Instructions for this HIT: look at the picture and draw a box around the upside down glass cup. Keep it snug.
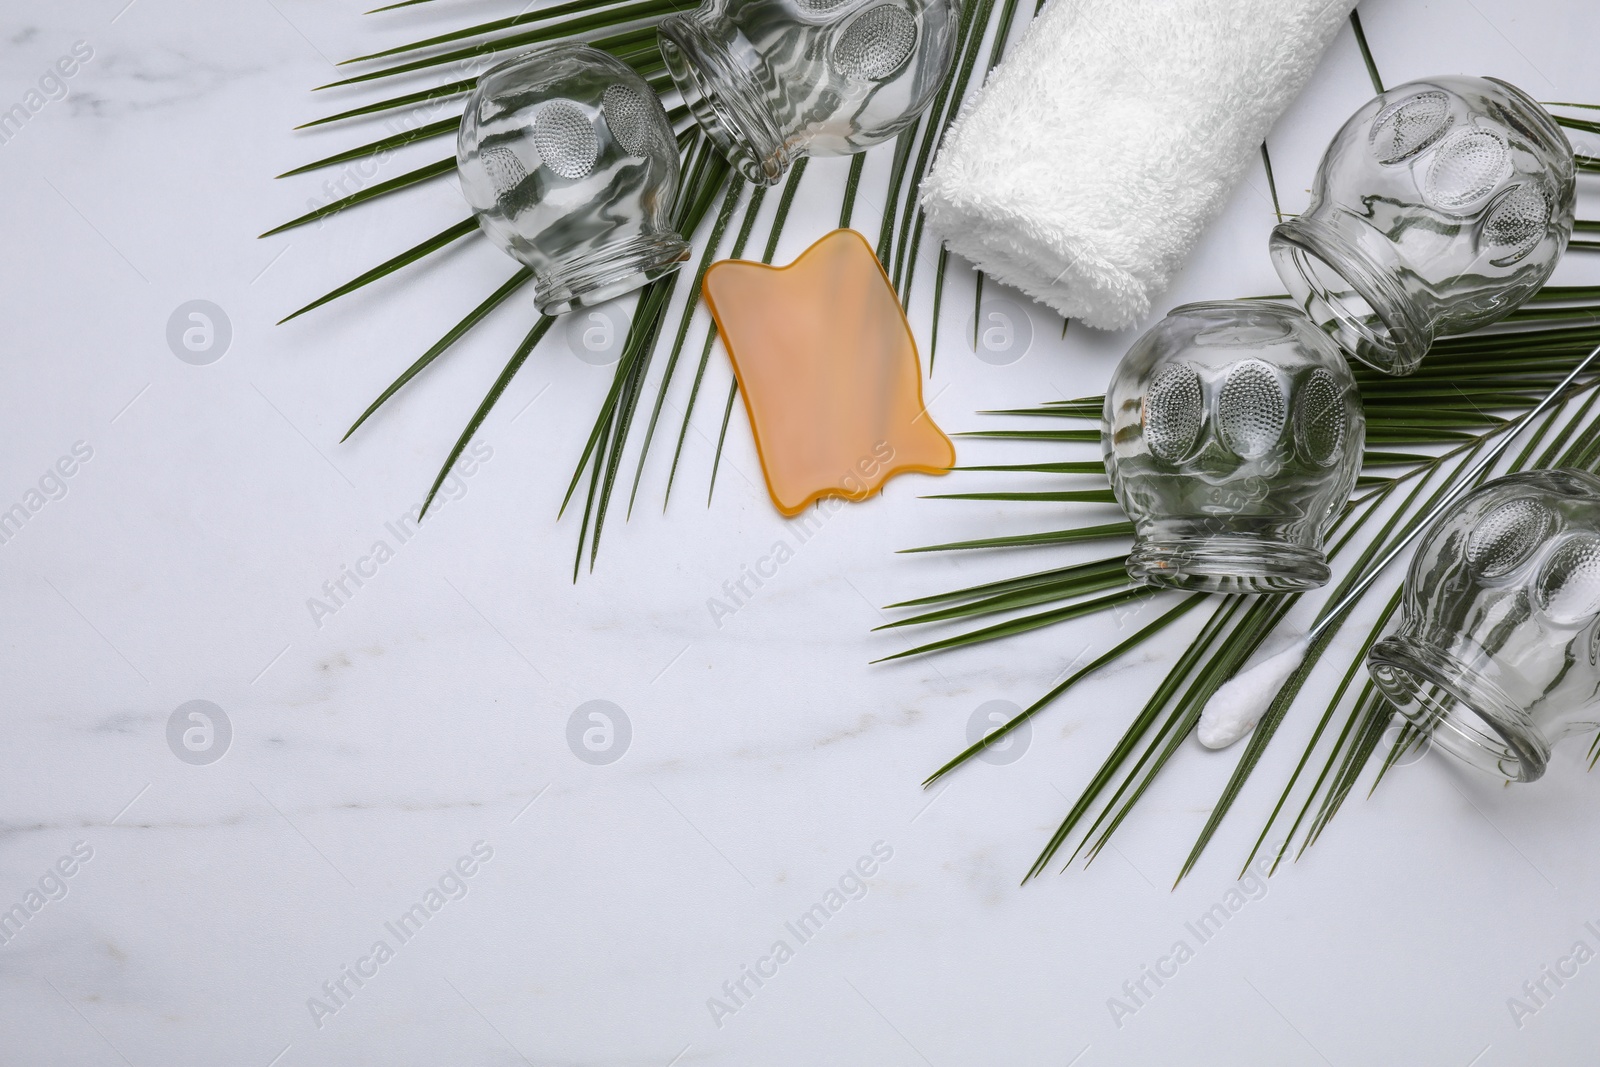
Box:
[456,45,690,316]
[1103,301,1365,593]
[1368,470,1600,783]
[1270,76,1576,376]
[658,0,959,185]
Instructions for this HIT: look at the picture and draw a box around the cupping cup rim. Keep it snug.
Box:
[1368,632,1549,783]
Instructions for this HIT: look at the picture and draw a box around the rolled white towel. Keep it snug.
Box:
[921,0,1357,330]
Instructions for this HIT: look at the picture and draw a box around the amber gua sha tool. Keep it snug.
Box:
[700,228,956,516]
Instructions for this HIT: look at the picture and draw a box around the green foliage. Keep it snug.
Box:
[892,295,1600,883]
[269,0,1023,562]
[271,5,1600,884]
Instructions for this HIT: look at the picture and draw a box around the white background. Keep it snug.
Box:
[1,0,1598,1063]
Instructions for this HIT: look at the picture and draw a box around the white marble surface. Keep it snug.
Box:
[2,1,1599,1064]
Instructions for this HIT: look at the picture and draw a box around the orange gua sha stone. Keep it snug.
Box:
[700,228,955,516]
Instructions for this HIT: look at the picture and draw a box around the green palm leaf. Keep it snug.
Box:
[272,2,1600,888]
[894,294,1600,884]
[270,0,1027,572]
[277,217,478,324]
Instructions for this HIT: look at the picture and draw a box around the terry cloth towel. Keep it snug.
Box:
[921,0,1357,330]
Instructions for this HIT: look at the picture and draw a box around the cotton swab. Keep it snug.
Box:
[1195,340,1600,751]
[1196,637,1311,748]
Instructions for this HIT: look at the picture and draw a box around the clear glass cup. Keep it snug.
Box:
[456,45,690,316]
[1103,301,1365,593]
[1270,76,1576,376]
[658,0,959,185]
[1369,470,1600,782]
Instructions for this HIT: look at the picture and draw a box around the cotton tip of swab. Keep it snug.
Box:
[1196,637,1311,750]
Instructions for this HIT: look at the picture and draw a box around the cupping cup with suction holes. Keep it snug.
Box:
[1103,301,1365,594]
[1368,470,1600,782]
[1270,76,1576,376]
[456,45,690,316]
[657,0,959,184]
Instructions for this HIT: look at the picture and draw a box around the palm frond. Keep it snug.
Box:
[894,294,1600,883]
[262,158,456,236]
[343,266,534,442]
[629,174,746,515]
[271,0,1027,570]
[275,2,1600,887]
[422,315,556,516]
[1347,9,1384,95]
[277,217,478,324]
